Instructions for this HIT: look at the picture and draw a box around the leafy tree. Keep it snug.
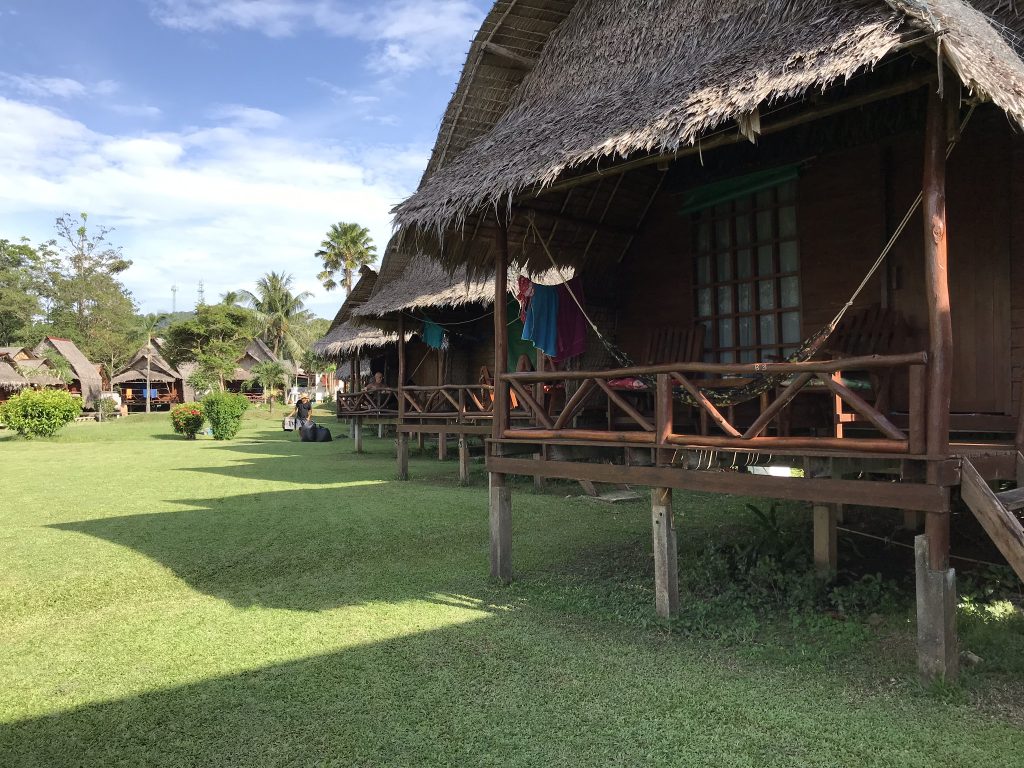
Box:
[0,238,45,345]
[315,222,376,294]
[163,304,254,390]
[239,272,313,359]
[38,213,138,369]
[246,360,288,413]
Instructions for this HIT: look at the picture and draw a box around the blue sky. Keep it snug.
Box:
[0,0,488,318]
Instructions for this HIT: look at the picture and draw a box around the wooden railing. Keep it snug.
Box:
[498,352,929,455]
[337,385,494,422]
[400,385,494,422]
[337,388,400,417]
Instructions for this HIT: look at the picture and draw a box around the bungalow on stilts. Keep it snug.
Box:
[392,0,1024,680]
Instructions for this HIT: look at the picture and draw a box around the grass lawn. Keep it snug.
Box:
[1,407,1023,767]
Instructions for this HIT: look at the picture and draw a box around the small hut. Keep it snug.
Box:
[111,340,184,411]
[226,338,282,399]
[0,361,29,404]
[33,337,102,408]
[315,266,404,445]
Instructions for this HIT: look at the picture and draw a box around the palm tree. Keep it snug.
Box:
[315,222,377,294]
[220,290,242,307]
[247,360,288,413]
[239,272,313,359]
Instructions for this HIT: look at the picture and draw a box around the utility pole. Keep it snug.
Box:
[197,281,206,307]
[171,285,178,314]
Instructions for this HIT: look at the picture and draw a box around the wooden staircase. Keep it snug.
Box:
[960,455,1024,582]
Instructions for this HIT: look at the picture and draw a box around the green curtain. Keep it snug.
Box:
[679,164,800,214]
[507,299,536,371]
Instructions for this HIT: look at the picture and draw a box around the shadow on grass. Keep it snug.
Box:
[50,484,491,612]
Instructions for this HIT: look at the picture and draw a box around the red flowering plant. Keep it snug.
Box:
[170,402,205,439]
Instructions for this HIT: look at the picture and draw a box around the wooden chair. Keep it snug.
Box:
[608,324,706,430]
[779,304,908,437]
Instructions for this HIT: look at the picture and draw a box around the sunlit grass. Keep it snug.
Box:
[1,409,1023,766]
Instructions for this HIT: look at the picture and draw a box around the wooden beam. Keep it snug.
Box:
[487,457,951,511]
[813,504,839,575]
[397,315,408,481]
[923,88,953,461]
[512,204,636,238]
[490,219,512,583]
[480,41,536,71]
[501,352,928,382]
[524,72,938,200]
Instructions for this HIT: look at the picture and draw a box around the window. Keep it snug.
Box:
[693,179,801,363]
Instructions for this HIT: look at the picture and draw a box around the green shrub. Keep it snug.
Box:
[96,397,119,421]
[0,389,82,438]
[170,402,205,439]
[201,392,249,440]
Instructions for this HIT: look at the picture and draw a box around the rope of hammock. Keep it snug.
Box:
[519,104,975,408]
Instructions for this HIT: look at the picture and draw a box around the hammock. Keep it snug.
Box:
[523,106,973,409]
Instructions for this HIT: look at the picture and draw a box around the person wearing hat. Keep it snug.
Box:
[288,394,314,431]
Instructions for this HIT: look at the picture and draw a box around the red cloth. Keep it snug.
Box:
[516,276,534,324]
[554,277,587,363]
[607,377,648,391]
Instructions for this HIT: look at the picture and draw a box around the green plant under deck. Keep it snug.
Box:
[0,411,1022,767]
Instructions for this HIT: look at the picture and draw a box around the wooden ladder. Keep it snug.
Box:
[959,455,1024,582]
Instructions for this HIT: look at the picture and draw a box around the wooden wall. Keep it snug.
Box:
[617,105,1021,417]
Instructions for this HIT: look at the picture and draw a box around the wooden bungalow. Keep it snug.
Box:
[349,249,499,479]
[391,0,1024,679]
[315,265,405,444]
[111,340,184,411]
[226,338,281,399]
[0,361,30,404]
[33,337,102,408]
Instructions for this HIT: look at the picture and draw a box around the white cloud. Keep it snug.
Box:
[208,104,286,129]
[0,95,429,317]
[0,72,120,100]
[110,104,163,119]
[150,0,483,75]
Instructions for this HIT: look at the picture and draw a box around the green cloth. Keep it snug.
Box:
[507,300,536,371]
[679,164,800,214]
[421,319,445,349]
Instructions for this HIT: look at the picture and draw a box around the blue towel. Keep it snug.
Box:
[421,320,445,349]
[522,283,559,357]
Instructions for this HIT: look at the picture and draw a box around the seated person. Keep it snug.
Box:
[366,372,386,390]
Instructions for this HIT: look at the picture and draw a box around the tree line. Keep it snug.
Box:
[1,214,378,392]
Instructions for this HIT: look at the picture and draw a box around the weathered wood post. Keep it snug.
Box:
[651,374,679,616]
[813,504,838,575]
[490,219,512,583]
[458,436,470,485]
[353,354,363,454]
[397,315,409,481]
[651,487,679,618]
[917,86,958,682]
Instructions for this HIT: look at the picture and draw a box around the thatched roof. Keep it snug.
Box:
[354,254,495,321]
[111,342,183,385]
[394,0,1024,272]
[0,346,31,361]
[34,337,102,406]
[15,358,65,388]
[0,361,29,391]
[314,320,402,357]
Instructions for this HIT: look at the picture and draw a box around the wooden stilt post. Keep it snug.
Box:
[458,436,470,485]
[417,432,425,452]
[438,430,448,461]
[917,86,957,682]
[813,504,838,575]
[378,423,384,439]
[651,487,679,617]
[397,316,409,480]
[490,218,512,583]
[352,354,363,453]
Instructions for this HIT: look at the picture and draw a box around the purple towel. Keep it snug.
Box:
[555,277,587,362]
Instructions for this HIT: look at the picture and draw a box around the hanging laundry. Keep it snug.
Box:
[522,283,559,357]
[516,275,534,324]
[507,298,537,371]
[421,319,445,350]
[555,276,587,363]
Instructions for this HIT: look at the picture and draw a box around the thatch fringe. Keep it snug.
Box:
[394,0,1024,241]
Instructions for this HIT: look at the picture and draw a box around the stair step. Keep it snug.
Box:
[996,487,1024,512]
